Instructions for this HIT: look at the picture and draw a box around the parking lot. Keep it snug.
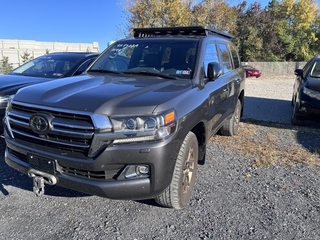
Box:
[243,75,294,124]
[0,76,320,240]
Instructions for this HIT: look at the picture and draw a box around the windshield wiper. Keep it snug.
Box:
[88,69,122,74]
[122,70,179,80]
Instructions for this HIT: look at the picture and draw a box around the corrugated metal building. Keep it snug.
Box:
[0,39,99,68]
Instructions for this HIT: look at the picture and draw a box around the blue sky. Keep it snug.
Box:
[0,0,305,51]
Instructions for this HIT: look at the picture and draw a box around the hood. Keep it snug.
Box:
[0,74,52,95]
[306,77,320,92]
[14,74,192,115]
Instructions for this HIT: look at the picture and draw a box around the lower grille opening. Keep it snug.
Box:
[60,164,125,180]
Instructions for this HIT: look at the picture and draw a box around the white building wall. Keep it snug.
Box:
[0,39,99,68]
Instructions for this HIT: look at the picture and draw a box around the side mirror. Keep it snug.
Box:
[207,62,222,80]
[294,69,303,77]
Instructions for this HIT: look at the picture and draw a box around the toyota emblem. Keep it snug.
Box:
[30,114,49,134]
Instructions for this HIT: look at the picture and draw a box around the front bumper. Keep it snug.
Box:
[298,101,320,119]
[298,90,320,120]
[5,133,182,200]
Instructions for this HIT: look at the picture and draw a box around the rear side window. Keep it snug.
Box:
[230,44,240,69]
[217,43,232,73]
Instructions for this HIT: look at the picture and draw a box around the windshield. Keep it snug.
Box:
[89,39,198,79]
[11,54,82,78]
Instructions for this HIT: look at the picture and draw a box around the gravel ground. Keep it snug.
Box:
[1,76,320,240]
[243,75,295,124]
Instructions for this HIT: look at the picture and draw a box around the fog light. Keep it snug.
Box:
[136,165,149,175]
[120,165,150,179]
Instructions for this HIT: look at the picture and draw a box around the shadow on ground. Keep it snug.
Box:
[243,96,292,124]
[243,96,320,154]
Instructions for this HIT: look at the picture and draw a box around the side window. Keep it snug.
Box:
[204,43,219,75]
[303,59,313,78]
[230,44,240,69]
[217,43,232,73]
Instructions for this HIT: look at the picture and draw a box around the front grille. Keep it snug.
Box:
[8,103,95,158]
[9,148,28,163]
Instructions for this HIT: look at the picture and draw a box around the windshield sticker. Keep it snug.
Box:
[116,43,139,48]
[111,44,139,53]
[176,70,191,75]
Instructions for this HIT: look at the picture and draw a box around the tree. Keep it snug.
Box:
[124,0,194,35]
[233,2,264,61]
[0,56,13,74]
[276,0,318,61]
[191,0,237,32]
[20,50,33,64]
[258,0,284,61]
[121,0,320,62]
[310,14,320,55]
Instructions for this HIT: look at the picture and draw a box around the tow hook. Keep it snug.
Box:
[33,177,45,196]
[28,169,57,197]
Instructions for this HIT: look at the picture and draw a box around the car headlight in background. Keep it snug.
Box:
[4,95,15,138]
[5,95,15,111]
[0,95,11,105]
[303,87,320,101]
[110,109,177,144]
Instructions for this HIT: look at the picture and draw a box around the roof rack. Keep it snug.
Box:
[133,26,234,39]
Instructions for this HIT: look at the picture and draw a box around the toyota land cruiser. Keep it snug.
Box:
[4,26,245,209]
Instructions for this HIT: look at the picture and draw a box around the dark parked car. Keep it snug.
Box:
[291,55,320,125]
[0,52,99,133]
[244,65,261,78]
[4,26,245,209]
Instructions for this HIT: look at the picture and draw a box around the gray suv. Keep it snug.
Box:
[4,26,245,209]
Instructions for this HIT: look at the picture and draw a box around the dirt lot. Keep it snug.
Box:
[0,76,320,240]
[234,75,320,167]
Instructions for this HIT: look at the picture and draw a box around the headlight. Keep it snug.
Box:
[303,87,320,101]
[4,95,15,138]
[5,95,15,112]
[0,95,10,105]
[111,109,177,144]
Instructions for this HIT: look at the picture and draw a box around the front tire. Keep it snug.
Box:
[291,102,304,126]
[155,131,198,209]
[291,94,295,106]
[219,99,241,136]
